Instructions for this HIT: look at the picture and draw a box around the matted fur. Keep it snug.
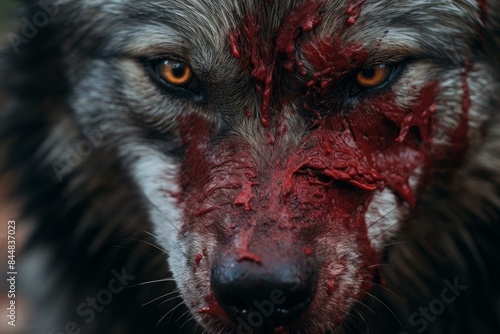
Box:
[1,0,500,333]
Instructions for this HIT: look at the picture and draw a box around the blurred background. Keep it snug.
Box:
[0,1,16,43]
[1,1,27,334]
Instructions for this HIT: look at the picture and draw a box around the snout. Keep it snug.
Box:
[211,242,318,331]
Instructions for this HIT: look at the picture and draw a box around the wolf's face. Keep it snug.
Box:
[6,0,499,333]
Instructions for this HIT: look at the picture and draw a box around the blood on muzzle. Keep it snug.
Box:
[211,239,318,330]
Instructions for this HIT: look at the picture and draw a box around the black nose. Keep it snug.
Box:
[211,245,317,331]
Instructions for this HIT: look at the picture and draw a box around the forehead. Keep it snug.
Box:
[122,0,424,31]
[71,0,479,72]
[83,0,426,55]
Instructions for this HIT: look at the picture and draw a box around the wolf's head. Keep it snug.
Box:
[2,0,500,333]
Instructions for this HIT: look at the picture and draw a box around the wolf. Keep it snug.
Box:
[1,0,500,333]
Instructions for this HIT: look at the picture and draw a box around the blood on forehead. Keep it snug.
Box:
[301,36,367,112]
[223,0,443,208]
[229,0,368,127]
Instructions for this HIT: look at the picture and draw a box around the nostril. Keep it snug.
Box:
[211,247,317,329]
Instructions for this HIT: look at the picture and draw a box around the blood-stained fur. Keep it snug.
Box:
[1,0,500,333]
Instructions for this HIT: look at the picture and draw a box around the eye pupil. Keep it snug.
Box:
[360,68,376,79]
[158,59,193,86]
[172,63,186,78]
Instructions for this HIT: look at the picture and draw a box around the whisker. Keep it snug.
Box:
[135,192,192,260]
[114,238,168,255]
[142,289,180,307]
[368,219,406,243]
[366,206,400,230]
[192,320,206,334]
[129,278,177,288]
[172,308,193,327]
[362,289,403,327]
[179,313,197,331]
[112,244,167,261]
[367,263,393,269]
[159,294,183,306]
[350,305,369,333]
[353,299,375,314]
[342,313,357,330]
[143,230,160,240]
[360,279,401,300]
[378,240,412,249]
[156,300,185,327]
[141,193,189,240]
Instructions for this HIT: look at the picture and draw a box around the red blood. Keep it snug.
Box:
[179,81,442,328]
[236,225,262,263]
[197,293,226,318]
[181,3,453,327]
[196,307,210,314]
[327,280,336,296]
[346,0,366,26]
[275,1,324,72]
[178,82,440,281]
[302,37,368,101]
[476,0,488,40]
[394,85,437,143]
[233,180,257,211]
[229,1,325,127]
[378,83,438,144]
[348,82,439,207]
[193,253,203,273]
[274,326,289,334]
[238,15,273,126]
[228,32,241,58]
[478,0,488,16]
[237,250,262,263]
[303,247,314,255]
[267,131,276,145]
[277,124,288,138]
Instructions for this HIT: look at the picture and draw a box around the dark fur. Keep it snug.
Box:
[1,0,500,333]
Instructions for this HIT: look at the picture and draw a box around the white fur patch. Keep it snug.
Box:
[119,144,184,253]
[120,143,195,312]
[365,188,405,249]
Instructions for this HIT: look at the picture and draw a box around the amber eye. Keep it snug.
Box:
[158,60,193,86]
[355,64,393,89]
